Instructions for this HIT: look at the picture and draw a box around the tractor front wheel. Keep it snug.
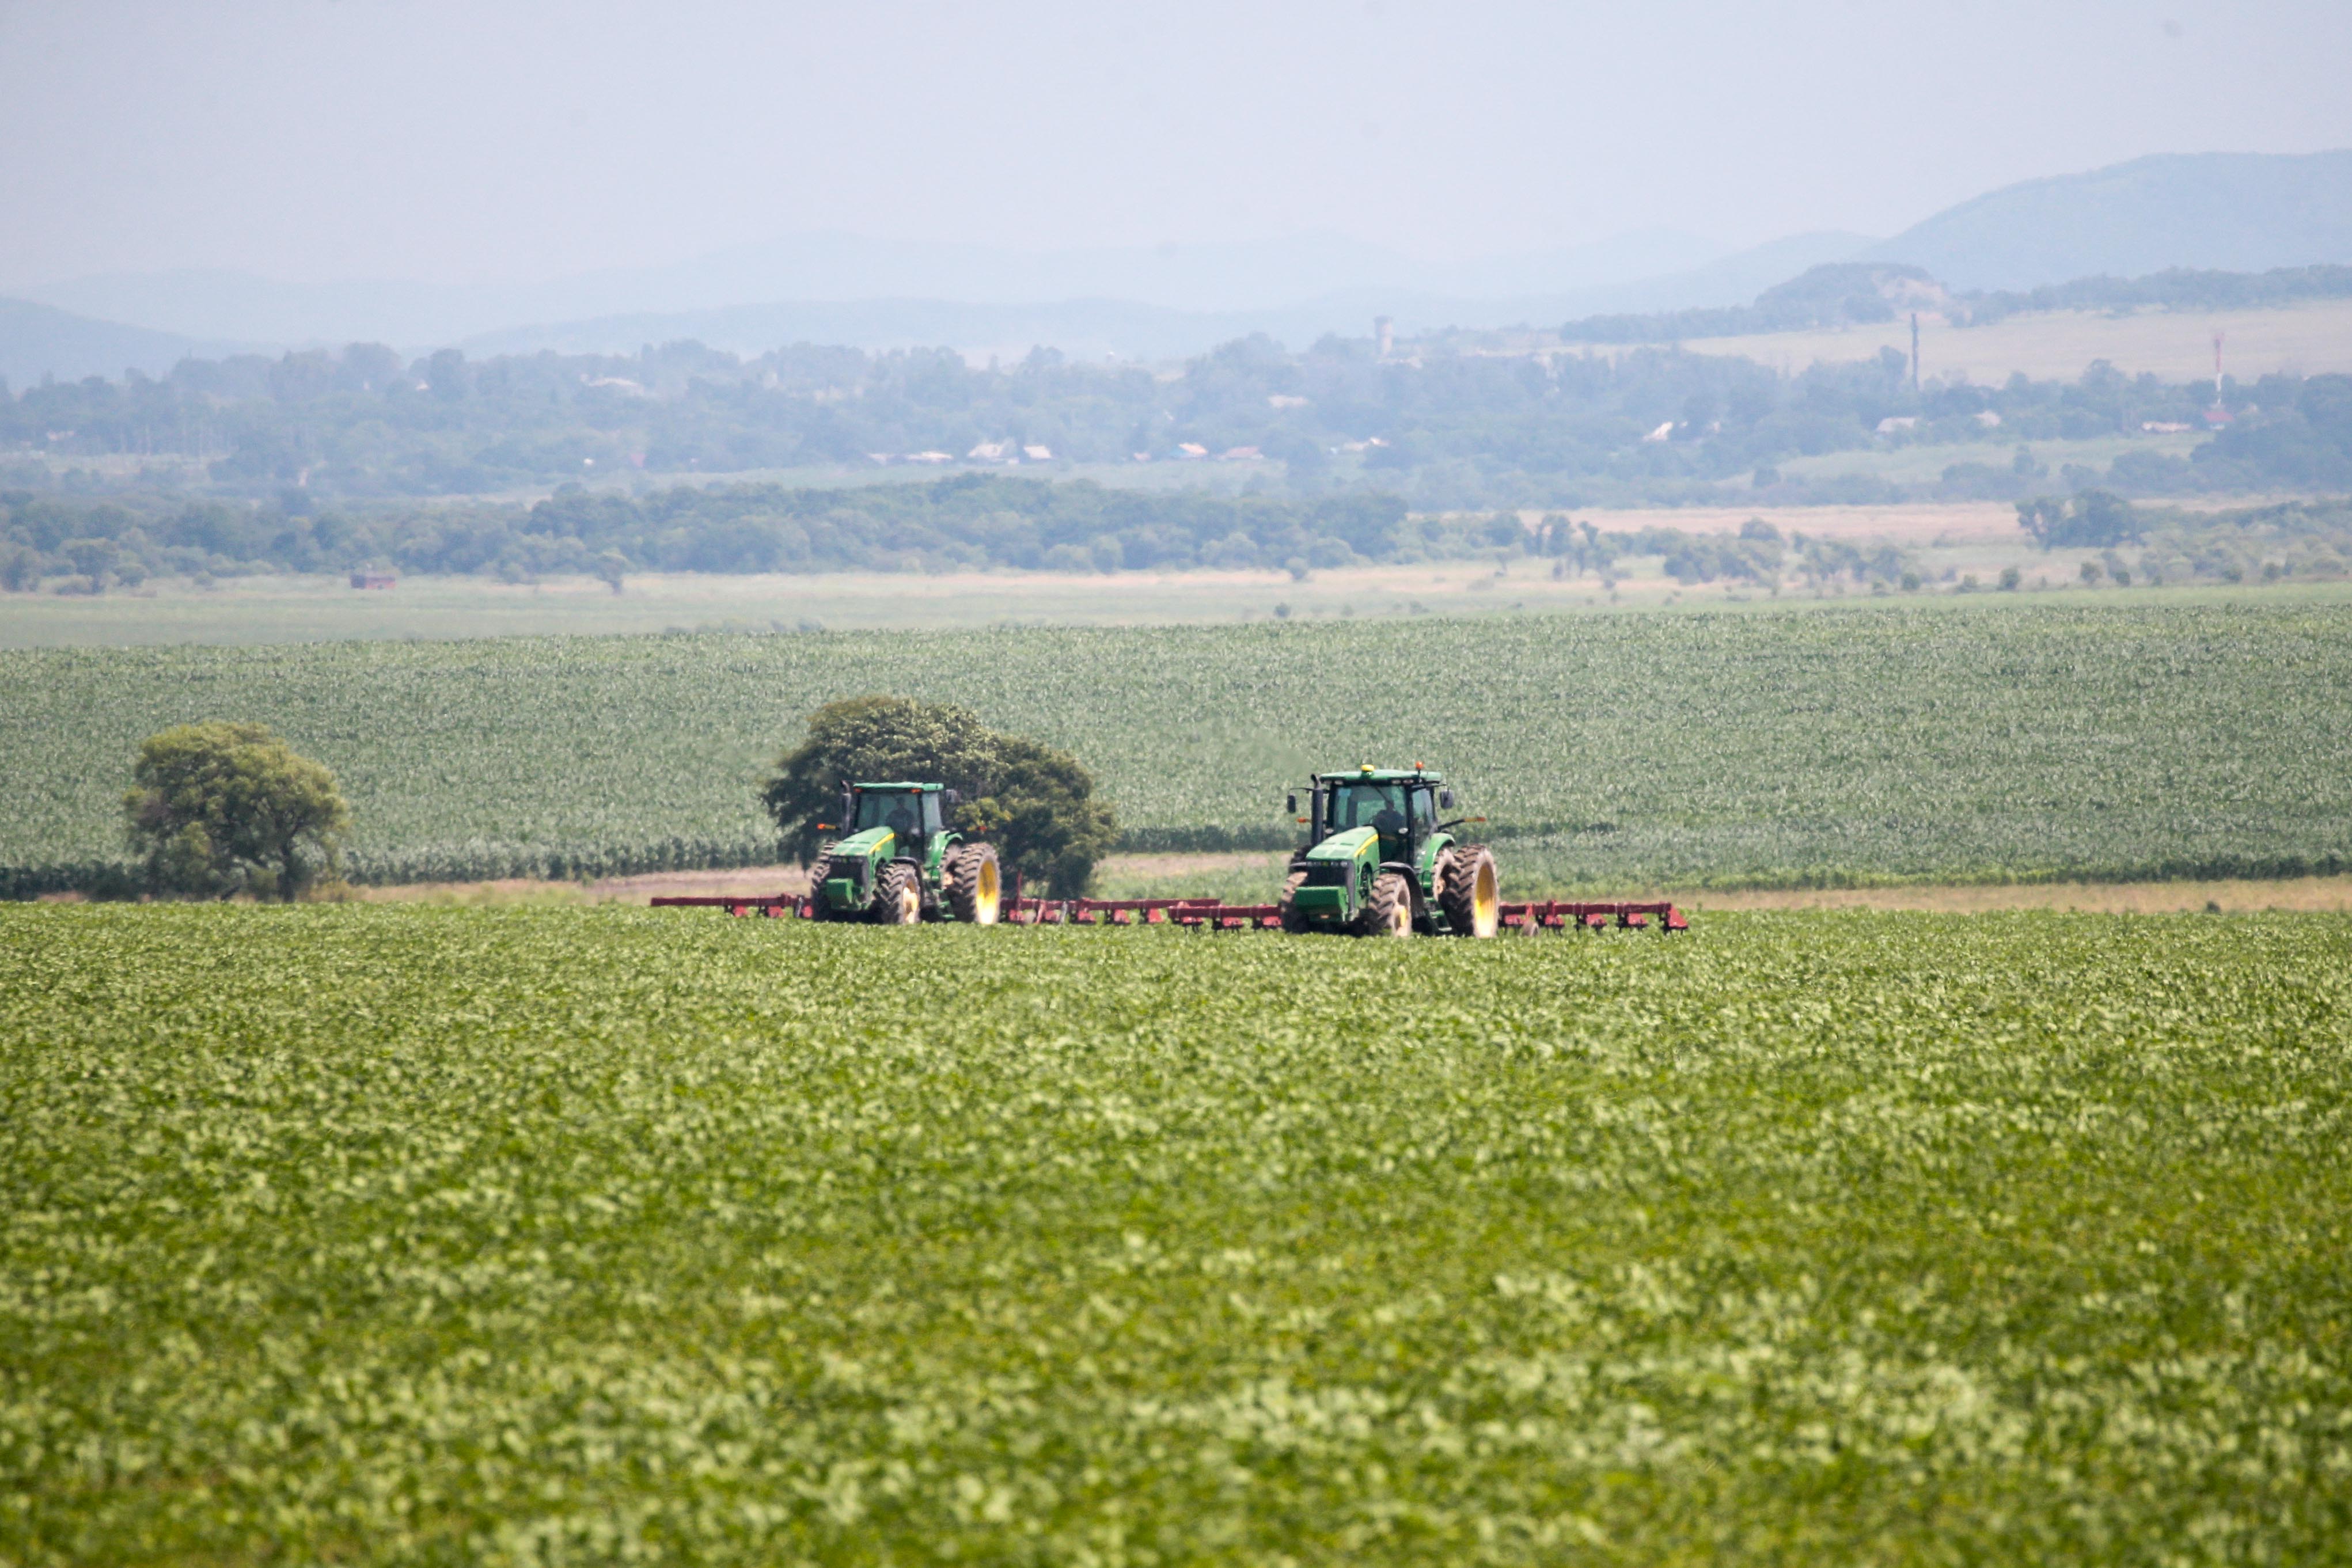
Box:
[1356,870,1414,937]
[1277,868,1311,933]
[946,843,1002,924]
[1438,845,1500,937]
[805,855,838,921]
[873,861,922,925]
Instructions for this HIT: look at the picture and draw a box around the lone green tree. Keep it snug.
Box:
[124,722,351,899]
[762,696,1116,896]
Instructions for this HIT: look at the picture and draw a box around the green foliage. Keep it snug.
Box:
[762,695,1116,894]
[7,603,2352,897]
[2,905,2349,1562]
[121,720,349,899]
[2018,489,2142,548]
[5,332,2320,526]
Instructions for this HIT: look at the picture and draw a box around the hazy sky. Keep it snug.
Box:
[2,0,2347,290]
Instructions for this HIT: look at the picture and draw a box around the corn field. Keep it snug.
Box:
[5,601,2351,895]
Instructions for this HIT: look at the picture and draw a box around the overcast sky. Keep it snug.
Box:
[2,0,2347,290]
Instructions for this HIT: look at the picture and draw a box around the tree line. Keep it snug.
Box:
[3,325,2294,514]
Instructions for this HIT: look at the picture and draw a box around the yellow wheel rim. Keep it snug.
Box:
[1472,861,1499,937]
[975,858,1001,925]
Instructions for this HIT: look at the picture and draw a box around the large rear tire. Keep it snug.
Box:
[873,861,921,925]
[1438,845,1500,937]
[1277,867,1311,933]
[946,842,1002,924]
[805,854,839,921]
[1355,869,1414,937]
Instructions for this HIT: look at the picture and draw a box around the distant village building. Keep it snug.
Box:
[908,451,954,464]
[350,571,396,590]
[1219,446,1264,461]
[2141,421,2193,434]
[1176,442,1209,459]
[967,440,1014,462]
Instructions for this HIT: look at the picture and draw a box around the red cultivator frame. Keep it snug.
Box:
[651,891,1685,932]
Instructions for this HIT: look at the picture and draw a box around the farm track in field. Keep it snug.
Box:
[189,860,2352,916]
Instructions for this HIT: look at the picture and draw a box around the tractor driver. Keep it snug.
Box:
[1337,783,1406,838]
[885,799,918,841]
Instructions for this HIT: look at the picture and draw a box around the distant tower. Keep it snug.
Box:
[1909,313,1921,394]
[1375,316,1394,358]
[2213,331,2226,407]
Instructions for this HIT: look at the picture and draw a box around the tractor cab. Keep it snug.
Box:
[845,783,946,848]
[1298,766,1451,865]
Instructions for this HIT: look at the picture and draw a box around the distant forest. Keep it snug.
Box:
[4,329,2315,510]
[3,330,2349,587]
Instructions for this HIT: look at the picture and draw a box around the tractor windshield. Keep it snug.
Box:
[853,792,923,837]
[1329,783,1407,837]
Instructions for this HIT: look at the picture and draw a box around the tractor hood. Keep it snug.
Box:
[829,826,895,862]
[1304,826,1379,864]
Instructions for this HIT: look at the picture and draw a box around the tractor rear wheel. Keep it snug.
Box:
[946,843,1002,924]
[1277,868,1311,933]
[873,861,922,925]
[805,855,838,921]
[1356,870,1414,937]
[1438,845,1500,937]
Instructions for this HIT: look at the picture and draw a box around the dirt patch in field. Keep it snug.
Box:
[353,864,811,905]
[1676,875,2352,914]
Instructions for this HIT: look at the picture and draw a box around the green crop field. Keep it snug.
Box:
[2,905,2347,1564]
[7,601,2352,897]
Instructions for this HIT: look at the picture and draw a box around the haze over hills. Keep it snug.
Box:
[5,150,2350,380]
[1861,151,2352,290]
[0,298,241,388]
[21,229,1735,351]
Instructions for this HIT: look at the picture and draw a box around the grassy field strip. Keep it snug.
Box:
[3,905,2347,1563]
[5,560,2345,651]
[1675,295,2352,382]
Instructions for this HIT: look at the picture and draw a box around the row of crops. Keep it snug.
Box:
[3,906,2346,1562]
[7,600,2352,894]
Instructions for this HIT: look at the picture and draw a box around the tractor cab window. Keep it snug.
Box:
[856,792,923,838]
[1330,783,1406,837]
[920,793,944,836]
[1410,788,1435,829]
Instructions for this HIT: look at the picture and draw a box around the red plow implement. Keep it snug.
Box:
[650,891,1683,932]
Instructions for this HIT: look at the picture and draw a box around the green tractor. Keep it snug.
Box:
[1277,765,1500,938]
[807,781,1003,925]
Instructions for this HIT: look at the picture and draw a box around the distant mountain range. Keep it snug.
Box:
[1860,150,2352,291]
[4,150,2349,382]
[0,298,244,390]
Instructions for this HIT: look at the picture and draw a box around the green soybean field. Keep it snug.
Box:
[3,905,2347,1564]
[6,601,2352,895]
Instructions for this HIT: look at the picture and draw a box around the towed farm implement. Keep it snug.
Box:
[651,889,1685,932]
